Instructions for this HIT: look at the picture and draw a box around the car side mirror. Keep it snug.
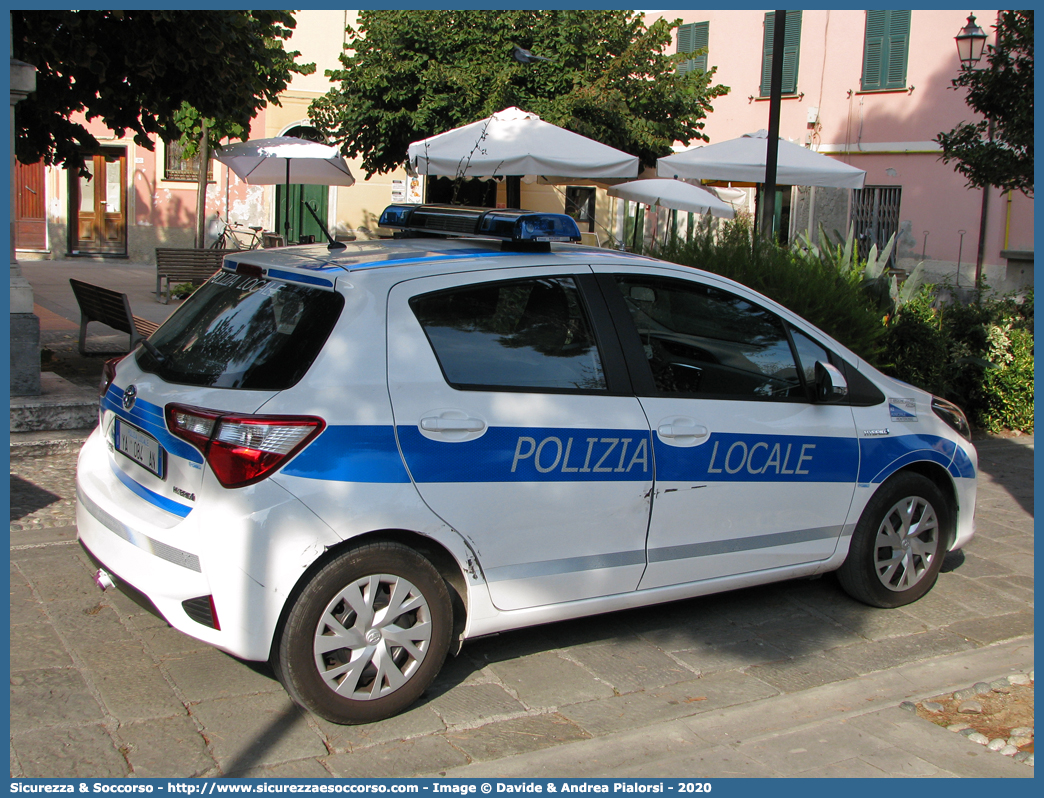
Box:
[629,286,656,303]
[814,361,848,403]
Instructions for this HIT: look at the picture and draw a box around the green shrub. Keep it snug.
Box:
[170,282,197,300]
[652,218,886,364]
[882,287,1034,433]
[880,287,949,396]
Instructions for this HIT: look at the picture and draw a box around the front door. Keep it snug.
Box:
[70,149,127,255]
[15,160,47,251]
[387,268,654,612]
[595,266,859,590]
[275,184,328,244]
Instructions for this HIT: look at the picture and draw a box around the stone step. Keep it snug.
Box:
[10,372,99,436]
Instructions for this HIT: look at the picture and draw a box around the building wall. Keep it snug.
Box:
[652,8,1032,292]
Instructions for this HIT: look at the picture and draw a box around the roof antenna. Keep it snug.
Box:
[304,201,347,250]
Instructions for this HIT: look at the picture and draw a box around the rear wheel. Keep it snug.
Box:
[837,472,950,608]
[275,541,453,724]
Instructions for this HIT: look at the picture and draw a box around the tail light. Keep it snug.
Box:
[165,403,325,488]
[100,355,127,398]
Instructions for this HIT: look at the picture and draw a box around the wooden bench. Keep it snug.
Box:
[69,279,161,355]
[155,248,226,304]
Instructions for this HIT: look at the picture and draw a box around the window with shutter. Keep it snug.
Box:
[760,11,802,97]
[861,10,910,91]
[676,21,709,74]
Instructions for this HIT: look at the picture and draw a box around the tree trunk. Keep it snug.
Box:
[194,121,209,248]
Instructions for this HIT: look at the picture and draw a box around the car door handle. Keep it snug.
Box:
[657,423,709,440]
[420,417,486,433]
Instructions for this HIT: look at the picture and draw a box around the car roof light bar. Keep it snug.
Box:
[379,204,582,245]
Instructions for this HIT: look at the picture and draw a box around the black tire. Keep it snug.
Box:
[274,541,453,724]
[837,472,951,608]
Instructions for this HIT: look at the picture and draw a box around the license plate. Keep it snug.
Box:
[115,418,165,479]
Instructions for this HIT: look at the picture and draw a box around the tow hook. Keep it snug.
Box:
[93,569,115,591]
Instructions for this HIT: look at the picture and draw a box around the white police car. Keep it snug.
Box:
[76,204,977,724]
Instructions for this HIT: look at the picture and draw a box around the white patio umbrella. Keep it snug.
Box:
[657,130,866,189]
[215,136,355,242]
[407,107,639,182]
[608,178,735,219]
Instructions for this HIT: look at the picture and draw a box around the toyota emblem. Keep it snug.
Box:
[122,384,137,411]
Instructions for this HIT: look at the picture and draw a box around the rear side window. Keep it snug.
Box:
[137,272,343,389]
[410,276,606,392]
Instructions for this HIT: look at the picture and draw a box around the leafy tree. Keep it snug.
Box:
[936,10,1033,196]
[12,10,315,176]
[309,10,729,177]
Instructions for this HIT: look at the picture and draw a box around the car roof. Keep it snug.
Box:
[222,237,660,285]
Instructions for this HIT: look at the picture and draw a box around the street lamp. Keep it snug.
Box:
[955,14,987,67]
[954,13,993,292]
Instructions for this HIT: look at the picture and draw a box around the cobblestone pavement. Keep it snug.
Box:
[9,434,1033,778]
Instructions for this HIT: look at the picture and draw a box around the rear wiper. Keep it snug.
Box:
[140,338,167,365]
[305,200,347,251]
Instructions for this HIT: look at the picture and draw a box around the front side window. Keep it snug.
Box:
[759,10,802,97]
[411,277,606,392]
[614,275,803,401]
[138,272,343,389]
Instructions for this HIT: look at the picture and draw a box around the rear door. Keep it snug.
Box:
[387,268,654,611]
[594,266,860,590]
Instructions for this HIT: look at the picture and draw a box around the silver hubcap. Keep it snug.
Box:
[313,574,432,700]
[874,495,939,592]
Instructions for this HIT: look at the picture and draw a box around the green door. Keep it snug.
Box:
[275,184,328,244]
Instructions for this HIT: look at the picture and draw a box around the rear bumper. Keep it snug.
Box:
[75,427,343,662]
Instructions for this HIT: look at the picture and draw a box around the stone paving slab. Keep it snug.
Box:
[11,725,129,779]
[444,713,590,762]
[314,704,447,754]
[487,651,617,708]
[189,692,327,772]
[821,628,976,675]
[324,735,470,778]
[119,715,217,778]
[558,670,780,738]
[9,668,107,734]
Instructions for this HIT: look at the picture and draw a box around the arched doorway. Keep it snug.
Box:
[275,125,329,244]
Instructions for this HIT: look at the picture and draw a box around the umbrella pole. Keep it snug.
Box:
[284,160,291,243]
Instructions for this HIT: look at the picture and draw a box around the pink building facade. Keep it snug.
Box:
[653,8,1033,292]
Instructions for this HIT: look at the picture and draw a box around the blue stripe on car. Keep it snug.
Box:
[281,425,411,483]
[280,424,974,485]
[857,434,962,484]
[265,268,334,287]
[110,460,192,518]
[103,387,204,464]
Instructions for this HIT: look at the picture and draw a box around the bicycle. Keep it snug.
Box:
[210,214,264,250]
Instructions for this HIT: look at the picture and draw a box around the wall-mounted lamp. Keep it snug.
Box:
[955,14,987,67]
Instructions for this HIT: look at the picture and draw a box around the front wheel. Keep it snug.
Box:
[837,472,951,608]
[274,541,453,724]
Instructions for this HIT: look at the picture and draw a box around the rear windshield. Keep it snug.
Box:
[137,271,343,390]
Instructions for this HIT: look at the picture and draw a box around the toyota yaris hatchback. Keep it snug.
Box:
[76,205,977,724]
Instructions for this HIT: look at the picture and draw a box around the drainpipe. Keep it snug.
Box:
[1004,190,1012,249]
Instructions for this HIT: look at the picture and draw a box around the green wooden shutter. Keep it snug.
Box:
[861,10,910,91]
[884,11,911,89]
[760,11,802,97]
[677,21,709,74]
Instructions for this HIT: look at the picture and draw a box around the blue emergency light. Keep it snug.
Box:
[379,204,582,245]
